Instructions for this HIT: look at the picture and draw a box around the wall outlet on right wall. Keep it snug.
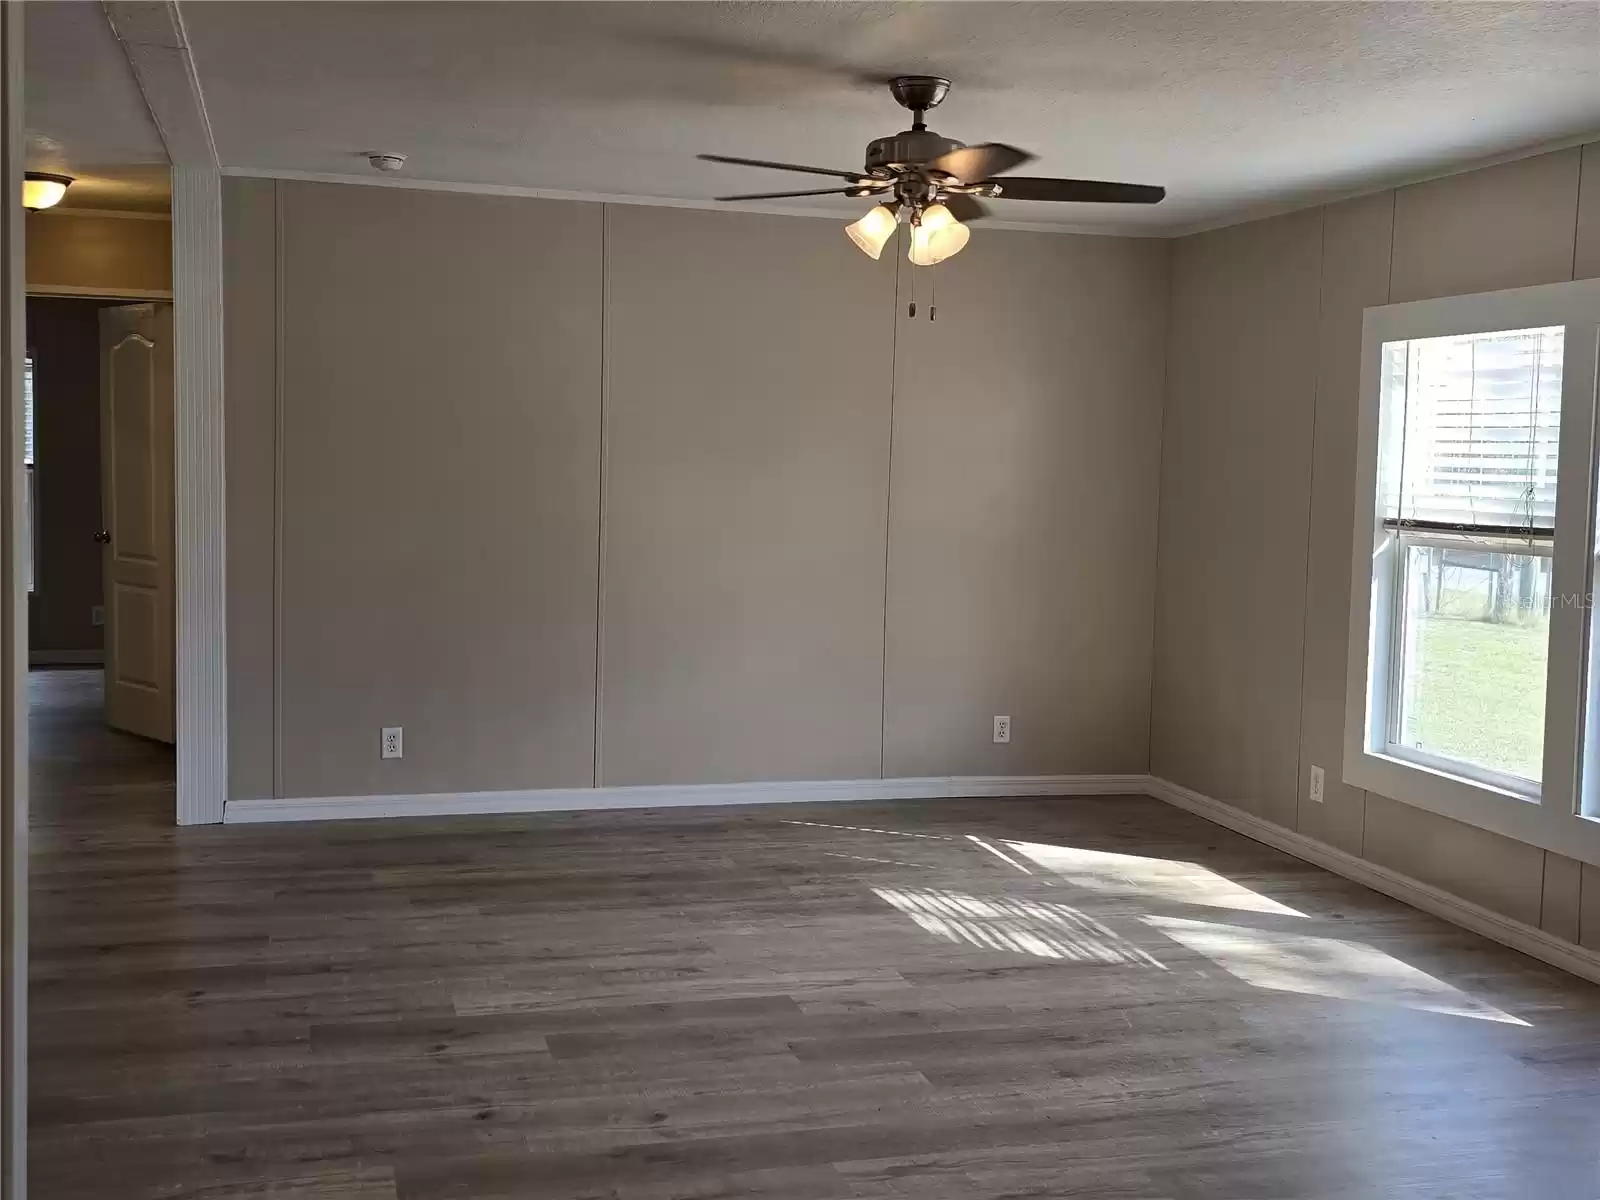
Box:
[993,715,1011,744]
[381,727,403,760]
[1309,764,1325,803]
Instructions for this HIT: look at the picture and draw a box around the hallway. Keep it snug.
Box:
[29,670,173,816]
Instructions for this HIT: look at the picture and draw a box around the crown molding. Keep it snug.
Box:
[25,285,172,300]
[220,126,1600,244]
[1171,127,1600,239]
[216,167,1160,239]
[32,207,170,221]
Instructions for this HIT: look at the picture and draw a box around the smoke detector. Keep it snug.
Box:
[366,152,407,173]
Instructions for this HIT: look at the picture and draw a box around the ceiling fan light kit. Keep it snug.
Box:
[700,75,1164,271]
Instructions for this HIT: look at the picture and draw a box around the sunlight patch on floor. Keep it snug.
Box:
[1144,915,1528,1025]
[965,835,1044,878]
[1004,841,1305,917]
[873,886,1165,967]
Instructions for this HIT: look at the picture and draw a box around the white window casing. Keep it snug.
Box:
[1345,277,1600,865]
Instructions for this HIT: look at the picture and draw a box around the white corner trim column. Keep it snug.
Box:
[0,4,24,1189]
[173,165,227,825]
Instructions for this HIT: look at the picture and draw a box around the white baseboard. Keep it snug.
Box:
[222,773,1150,825]
[1145,775,1600,989]
[28,649,103,667]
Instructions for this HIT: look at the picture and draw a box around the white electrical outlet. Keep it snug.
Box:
[90,605,104,627]
[993,715,1011,744]
[381,727,403,760]
[1309,764,1325,804]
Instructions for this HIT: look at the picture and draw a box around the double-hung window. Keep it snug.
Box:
[1347,279,1600,862]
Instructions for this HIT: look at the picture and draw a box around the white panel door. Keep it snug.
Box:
[99,303,175,743]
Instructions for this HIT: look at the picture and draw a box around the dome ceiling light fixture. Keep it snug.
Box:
[699,76,1165,270]
[22,171,74,212]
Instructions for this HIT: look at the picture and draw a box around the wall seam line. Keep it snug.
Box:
[1385,190,1398,304]
[1579,862,1586,946]
[1539,850,1548,931]
[1571,144,1585,283]
[877,248,902,779]
[271,178,285,800]
[1144,242,1173,776]
[592,203,610,789]
[1290,209,1328,835]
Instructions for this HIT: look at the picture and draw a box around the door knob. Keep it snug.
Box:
[93,530,111,544]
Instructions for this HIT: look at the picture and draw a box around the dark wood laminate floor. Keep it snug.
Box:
[27,670,1600,1199]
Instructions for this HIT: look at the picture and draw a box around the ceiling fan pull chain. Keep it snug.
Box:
[929,269,937,322]
[906,231,918,318]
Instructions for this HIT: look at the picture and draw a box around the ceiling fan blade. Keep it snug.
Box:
[940,194,990,223]
[991,177,1166,205]
[714,187,864,202]
[699,153,867,182]
[925,143,1033,183]
[627,33,894,92]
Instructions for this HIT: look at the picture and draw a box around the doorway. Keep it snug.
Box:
[24,295,176,793]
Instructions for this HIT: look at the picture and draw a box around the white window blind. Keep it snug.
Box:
[22,355,33,466]
[22,356,33,593]
[1381,326,1563,536]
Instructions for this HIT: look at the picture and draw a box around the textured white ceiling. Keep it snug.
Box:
[182,0,1600,232]
[40,1,1600,231]
[24,2,170,211]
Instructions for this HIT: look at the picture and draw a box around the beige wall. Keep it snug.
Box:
[224,180,1170,801]
[1152,143,1600,945]
[886,230,1166,777]
[232,182,604,799]
[1150,209,1322,825]
[26,212,170,295]
[599,207,894,786]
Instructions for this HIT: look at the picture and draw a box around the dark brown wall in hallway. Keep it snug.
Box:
[27,297,123,658]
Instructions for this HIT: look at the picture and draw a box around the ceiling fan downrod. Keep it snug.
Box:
[888,75,950,133]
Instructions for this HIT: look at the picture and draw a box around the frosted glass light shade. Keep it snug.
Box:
[845,204,898,259]
[907,203,969,266]
[22,173,72,211]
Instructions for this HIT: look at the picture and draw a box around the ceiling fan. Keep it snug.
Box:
[699,75,1165,266]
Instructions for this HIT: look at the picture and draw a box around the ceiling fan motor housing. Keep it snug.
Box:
[864,129,965,174]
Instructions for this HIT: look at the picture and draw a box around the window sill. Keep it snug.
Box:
[1344,746,1600,867]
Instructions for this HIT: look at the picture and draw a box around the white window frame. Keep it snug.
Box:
[1345,277,1600,865]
